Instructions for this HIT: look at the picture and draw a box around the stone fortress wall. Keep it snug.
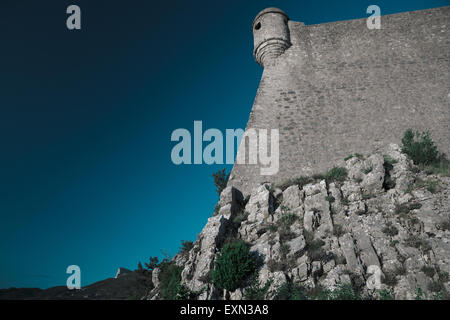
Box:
[228,6,450,196]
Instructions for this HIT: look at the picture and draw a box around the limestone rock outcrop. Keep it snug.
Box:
[172,144,450,300]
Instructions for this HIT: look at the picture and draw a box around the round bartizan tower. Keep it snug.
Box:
[252,8,291,67]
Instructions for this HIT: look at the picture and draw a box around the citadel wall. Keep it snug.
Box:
[228,6,450,196]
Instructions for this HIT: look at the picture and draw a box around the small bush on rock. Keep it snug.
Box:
[383,155,398,166]
[424,158,450,177]
[211,240,257,291]
[267,259,281,273]
[244,272,272,300]
[179,240,194,256]
[277,282,308,300]
[304,230,326,261]
[421,266,435,278]
[382,222,399,237]
[158,260,183,300]
[212,168,229,196]
[378,289,394,300]
[404,235,431,252]
[401,129,438,166]
[145,256,159,271]
[277,176,313,191]
[233,211,249,225]
[299,283,361,300]
[327,283,361,300]
[325,167,348,183]
[438,219,450,231]
[176,284,204,300]
[428,280,446,293]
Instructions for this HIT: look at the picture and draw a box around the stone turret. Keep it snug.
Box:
[229,6,450,196]
[252,8,291,67]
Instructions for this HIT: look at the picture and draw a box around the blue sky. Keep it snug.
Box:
[0,0,448,289]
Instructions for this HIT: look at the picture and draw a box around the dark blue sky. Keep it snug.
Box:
[1,0,448,289]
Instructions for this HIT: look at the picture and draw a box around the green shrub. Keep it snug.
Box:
[401,129,438,166]
[409,177,440,194]
[280,243,290,257]
[213,204,220,216]
[415,288,425,300]
[212,168,229,196]
[137,261,145,273]
[325,167,348,183]
[233,211,249,225]
[394,265,407,276]
[312,173,326,180]
[383,155,398,166]
[395,202,422,217]
[211,240,257,291]
[277,282,308,300]
[278,228,296,242]
[409,202,422,210]
[268,256,296,273]
[276,210,298,242]
[144,256,159,271]
[432,290,450,300]
[404,235,431,252]
[438,219,450,231]
[303,230,326,261]
[158,260,183,300]
[244,273,272,300]
[344,154,354,161]
[421,266,435,278]
[267,259,281,272]
[303,230,324,250]
[426,180,439,193]
[278,212,298,229]
[428,281,445,293]
[179,240,194,256]
[363,165,373,174]
[405,183,414,194]
[407,178,440,194]
[327,283,361,300]
[438,271,449,282]
[176,284,205,300]
[395,203,410,215]
[423,159,450,176]
[304,283,361,300]
[382,222,399,237]
[382,272,398,287]
[277,176,313,191]
[378,289,394,300]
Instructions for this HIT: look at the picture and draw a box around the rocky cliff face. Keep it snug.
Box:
[152,144,450,300]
